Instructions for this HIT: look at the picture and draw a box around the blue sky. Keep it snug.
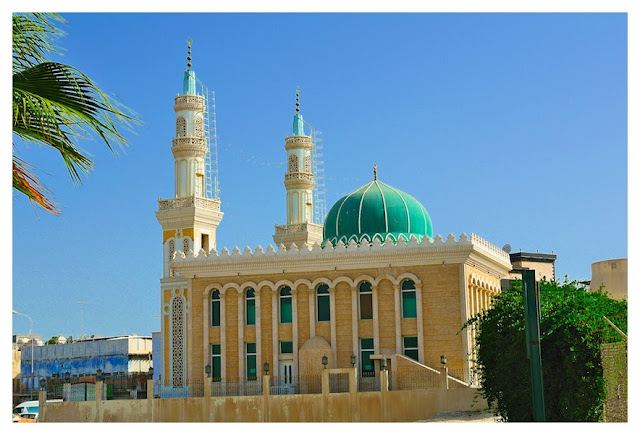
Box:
[12,13,627,340]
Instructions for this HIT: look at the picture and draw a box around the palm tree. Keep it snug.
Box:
[13,13,137,214]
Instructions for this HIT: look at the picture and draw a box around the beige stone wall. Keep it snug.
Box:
[162,261,508,385]
[509,260,555,282]
[591,259,627,301]
[42,385,486,422]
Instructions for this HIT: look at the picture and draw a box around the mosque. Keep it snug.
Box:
[156,46,512,391]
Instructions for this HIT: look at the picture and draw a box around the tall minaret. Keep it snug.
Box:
[273,88,324,247]
[156,40,223,277]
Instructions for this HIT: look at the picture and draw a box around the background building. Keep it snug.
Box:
[591,258,627,300]
[20,335,152,390]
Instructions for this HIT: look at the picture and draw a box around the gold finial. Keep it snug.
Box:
[373,163,378,181]
[187,38,192,69]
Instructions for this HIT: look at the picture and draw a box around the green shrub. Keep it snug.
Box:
[466,280,626,421]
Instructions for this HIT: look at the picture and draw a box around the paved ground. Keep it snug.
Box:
[418,410,499,422]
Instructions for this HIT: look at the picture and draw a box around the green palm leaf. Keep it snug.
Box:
[12,13,139,213]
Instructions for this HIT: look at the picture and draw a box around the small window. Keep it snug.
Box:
[401,279,417,318]
[211,344,221,381]
[359,281,373,320]
[403,336,419,361]
[245,288,255,325]
[360,338,375,377]
[246,342,257,380]
[280,341,293,354]
[201,234,209,253]
[316,284,330,322]
[279,286,292,324]
[211,290,221,327]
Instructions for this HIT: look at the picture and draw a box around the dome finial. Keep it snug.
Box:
[373,163,378,181]
[186,38,192,70]
[292,86,304,135]
[295,86,301,114]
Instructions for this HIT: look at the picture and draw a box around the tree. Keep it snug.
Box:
[12,13,137,214]
[466,279,627,422]
[46,336,59,345]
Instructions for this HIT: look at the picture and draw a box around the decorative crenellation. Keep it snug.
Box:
[171,232,511,265]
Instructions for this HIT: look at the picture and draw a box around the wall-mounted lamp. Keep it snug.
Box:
[322,355,328,369]
[263,362,270,375]
[440,355,448,367]
[350,354,357,367]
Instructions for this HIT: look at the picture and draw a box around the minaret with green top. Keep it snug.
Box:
[273,88,324,247]
[156,40,223,279]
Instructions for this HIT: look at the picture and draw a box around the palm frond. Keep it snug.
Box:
[13,61,137,181]
[12,13,64,73]
[13,155,59,214]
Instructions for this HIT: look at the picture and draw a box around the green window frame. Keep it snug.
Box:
[280,341,293,354]
[360,338,375,377]
[279,286,292,323]
[316,284,330,322]
[211,289,221,326]
[359,281,373,320]
[211,344,222,381]
[403,336,419,361]
[246,342,257,380]
[245,288,255,325]
[401,279,417,318]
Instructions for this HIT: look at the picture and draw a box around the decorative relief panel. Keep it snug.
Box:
[176,117,186,137]
[171,295,185,387]
[288,154,299,173]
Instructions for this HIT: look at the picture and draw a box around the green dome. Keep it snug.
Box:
[323,179,433,245]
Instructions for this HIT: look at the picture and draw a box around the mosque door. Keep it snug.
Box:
[278,360,295,394]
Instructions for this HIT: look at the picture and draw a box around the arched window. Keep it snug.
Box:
[194,116,203,137]
[245,288,255,326]
[168,239,175,262]
[279,286,292,324]
[176,117,186,136]
[211,290,221,327]
[304,154,312,173]
[401,279,417,318]
[359,281,373,320]
[183,238,190,253]
[316,284,330,322]
[288,154,298,173]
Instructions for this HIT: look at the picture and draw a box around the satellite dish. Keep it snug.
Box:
[502,244,512,253]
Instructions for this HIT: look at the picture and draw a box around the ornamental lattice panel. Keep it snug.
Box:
[171,296,185,387]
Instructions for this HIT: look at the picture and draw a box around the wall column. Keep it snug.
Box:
[329,287,337,367]
[292,288,299,379]
[271,290,279,380]
[415,284,425,364]
[372,285,380,354]
[220,292,227,380]
[256,291,262,380]
[202,294,209,377]
[393,283,401,354]
[351,286,359,364]
[238,290,245,380]
[308,289,316,337]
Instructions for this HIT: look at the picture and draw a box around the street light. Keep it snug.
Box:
[96,369,103,381]
[440,355,448,367]
[13,309,35,398]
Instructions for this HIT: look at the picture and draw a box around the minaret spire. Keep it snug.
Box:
[373,163,378,181]
[182,39,196,95]
[186,38,192,70]
[292,86,305,136]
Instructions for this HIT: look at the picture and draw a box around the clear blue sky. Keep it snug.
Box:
[12,13,627,340]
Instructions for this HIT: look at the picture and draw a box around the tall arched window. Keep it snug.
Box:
[288,154,298,173]
[279,286,292,324]
[176,117,186,136]
[194,116,203,137]
[401,279,417,318]
[316,284,330,322]
[245,288,255,325]
[171,296,185,386]
[168,239,175,262]
[211,289,221,327]
[183,238,190,253]
[304,154,312,172]
[359,281,373,320]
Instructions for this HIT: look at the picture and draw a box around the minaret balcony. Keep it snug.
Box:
[158,195,221,211]
[284,172,315,189]
[284,135,313,150]
[172,137,207,157]
[174,95,204,112]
